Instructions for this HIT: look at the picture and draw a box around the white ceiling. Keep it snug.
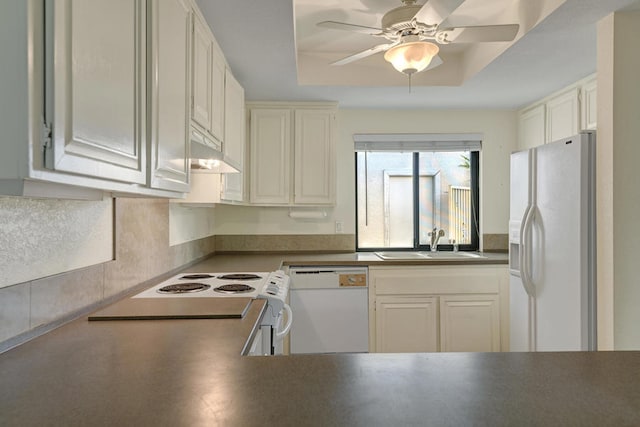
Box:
[196,0,640,109]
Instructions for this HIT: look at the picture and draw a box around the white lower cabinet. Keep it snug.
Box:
[370,265,508,353]
[376,296,438,353]
[439,294,500,352]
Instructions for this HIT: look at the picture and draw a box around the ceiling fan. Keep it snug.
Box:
[317,0,520,75]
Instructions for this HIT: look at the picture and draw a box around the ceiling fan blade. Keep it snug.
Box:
[439,24,520,43]
[331,43,396,66]
[317,20,384,36]
[425,54,443,71]
[413,0,465,27]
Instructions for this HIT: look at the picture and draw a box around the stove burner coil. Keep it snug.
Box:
[217,273,263,281]
[214,284,256,294]
[179,274,216,280]
[157,283,211,294]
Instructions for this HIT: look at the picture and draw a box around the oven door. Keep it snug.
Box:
[261,303,292,355]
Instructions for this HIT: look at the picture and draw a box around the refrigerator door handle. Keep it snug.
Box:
[520,204,536,298]
[518,206,530,277]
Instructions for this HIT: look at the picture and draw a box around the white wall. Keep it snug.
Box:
[169,203,216,245]
[215,108,518,241]
[597,10,640,350]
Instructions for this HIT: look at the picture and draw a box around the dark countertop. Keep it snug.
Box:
[1,253,639,426]
[184,251,508,272]
[278,251,509,267]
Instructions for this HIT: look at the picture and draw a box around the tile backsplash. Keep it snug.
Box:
[482,233,508,252]
[215,234,355,253]
[0,196,113,288]
[0,198,215,351]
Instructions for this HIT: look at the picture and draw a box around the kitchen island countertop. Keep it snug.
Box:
[1,252,639,426]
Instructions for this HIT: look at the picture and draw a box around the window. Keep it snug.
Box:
[355,134,480,251]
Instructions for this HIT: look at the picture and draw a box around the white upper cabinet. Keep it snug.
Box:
[517,75,596,151]
[0,0,194,199]
[294,109,336,205]
[46,0,146,184]
[518,104,546,151]
[249,108,292,205]
[248,103,337,206]
[210,45,226,144]
[170,1,248,206]
[221,70,245,202]
[581,78,597,131]
[190,8,226,153]
[546,88,579,143]
[148,0,191,193]
[191,12,213,134]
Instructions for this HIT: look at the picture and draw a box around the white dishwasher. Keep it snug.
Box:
[289,266,368,354]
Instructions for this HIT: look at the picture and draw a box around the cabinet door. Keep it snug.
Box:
[439,294,500,352]
[148,0,190,192]
[221,70,245,202]
[210,45,225,143]
[249,109,291,204]
[546,88,579,143]
[294,109,336,205]
[518,104,546,150]
[191,13,212,132]
[47,0,146,183]
[581,79,597,131]
[375,296,438,353]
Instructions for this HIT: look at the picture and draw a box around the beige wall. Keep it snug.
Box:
[215,109,518,245]
[597,10,640,350]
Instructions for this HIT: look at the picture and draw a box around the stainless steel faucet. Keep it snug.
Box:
[428,228,445,252]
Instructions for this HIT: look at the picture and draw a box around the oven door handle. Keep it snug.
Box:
[274,303,293,341]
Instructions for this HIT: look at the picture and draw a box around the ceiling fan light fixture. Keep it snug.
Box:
[383,41,439,75]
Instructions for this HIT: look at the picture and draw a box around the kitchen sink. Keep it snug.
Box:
[374,251,430,260]
[421,252,487,259]
[374,251,486,260]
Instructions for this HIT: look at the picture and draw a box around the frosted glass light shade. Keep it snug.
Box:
[384,41,440,75]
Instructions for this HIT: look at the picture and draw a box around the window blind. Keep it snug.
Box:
[353,133,482,152]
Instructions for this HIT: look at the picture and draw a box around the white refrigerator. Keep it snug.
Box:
[509,132,597,351]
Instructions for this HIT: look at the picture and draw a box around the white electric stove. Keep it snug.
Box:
[133,271,291,355]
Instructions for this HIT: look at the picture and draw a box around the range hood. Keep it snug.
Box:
[190,128,240,174]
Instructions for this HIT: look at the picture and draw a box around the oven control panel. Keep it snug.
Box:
[260,270,290,301]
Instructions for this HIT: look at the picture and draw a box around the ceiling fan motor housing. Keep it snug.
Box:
[381,4,423,30]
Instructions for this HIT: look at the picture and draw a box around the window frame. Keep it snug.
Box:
[355,150,480,252]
